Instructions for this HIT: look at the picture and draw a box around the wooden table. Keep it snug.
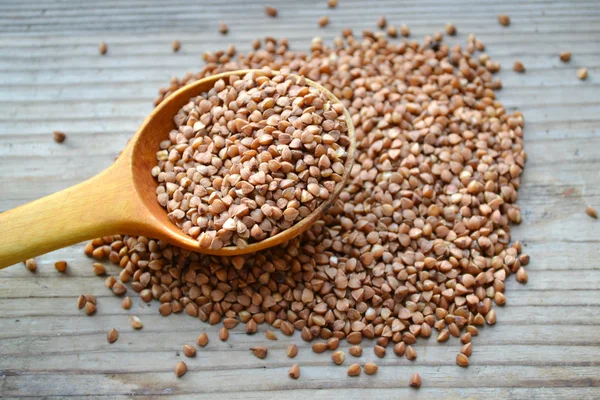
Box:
[1,0,599,398]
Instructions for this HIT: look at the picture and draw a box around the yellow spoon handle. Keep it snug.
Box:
[0,164,133,269]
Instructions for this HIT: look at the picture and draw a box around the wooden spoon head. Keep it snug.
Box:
[122,69,356,256]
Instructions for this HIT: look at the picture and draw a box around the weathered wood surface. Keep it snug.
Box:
[0,0,599,398]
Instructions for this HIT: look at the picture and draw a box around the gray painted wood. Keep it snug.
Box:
[0,0,599,398]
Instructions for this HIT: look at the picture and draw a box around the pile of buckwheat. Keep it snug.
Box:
[153,71,351,249]
[86,28,529,377]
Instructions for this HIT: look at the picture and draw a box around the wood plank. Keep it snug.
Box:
[0,0,599,398]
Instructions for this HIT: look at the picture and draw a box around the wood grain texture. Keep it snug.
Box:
[0,0,599,398]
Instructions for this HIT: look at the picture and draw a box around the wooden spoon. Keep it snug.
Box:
[0,69,356,269]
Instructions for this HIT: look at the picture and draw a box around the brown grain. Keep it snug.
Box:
[98,41,107,55]
[406,345,417,361]
[456,353,469,367]
[287,344,298,358]
[560,52,571,62]
[219,327,229,341]
[93,263,106,276]
[347,363,361,377]
[349,345,362,357]
[513,60,525,73]
[516,267,528,283]
[400,24,410,37]
[331,350,345,365]
[288,364,300,379]
[265,330,278,340]
[77,295,86,309]
[318,16,329,27]
[461,342,473,357]
[54,260,67,272]
[197,332,209,347]
[85,301,96,316]
[172,40,181,52]
[218,22,228,35]
[376,16,387,29]
[265,6,277,17]
[312,342,328,353]
[586,206,598,219]
[498,14,510,26]
[577,68,588,80]
[183,344,196,357]
[52,130,66,143]
[445,23,456,36]
[374,345,386,358]
[364,362,378,375]
[175,361,187,377]
[410,372,422,388]
[251,347,268,359]
[121,296,132,310]
[328,0,338,8]
[130,316,143,329]
[24,259,36,272]
[89,29,529,373]
[107,329,119,343]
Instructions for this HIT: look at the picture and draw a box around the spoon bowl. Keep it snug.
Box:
[0,69,356,269]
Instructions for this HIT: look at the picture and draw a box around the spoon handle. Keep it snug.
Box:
[0,164,135,269]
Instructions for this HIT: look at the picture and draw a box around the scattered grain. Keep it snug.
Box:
[560,52,571,62]
[400,24,410,37]
[93,263,106,276]
[577,68,588,80]
[53,131,66,143]
[409,372,422,388]
[197,332,209,347]
[251,347,268,359]
[98,41,107,55]
[445,23,456,36]
[175,361,187,377]
[218,22,228,35]
[24,259,37,272]
[328,0,338,8]
[386,25,397,38]
[266,330,278,340]
[107,329,119,343]
[265,6,277,17]
[516,267,528,283]
[331,350,346,365]
[287,344,298,358]
[77,295,86,309]
[405,345,417,361]
[364,362,378,375]
[172,40,181,52]
[513,60,525,73]
[327,337,339,350]
[85,301,96,316]
[318,16,329,27]
[456,353,469,367]
[461,342,473,357]
[112,282,127,296]
[312,342,328,353]
[54,260,67,273]
[89,29,528,374]
[377,16,387,29]
[219,327,229,341]
[393,342,406,357]
[586,206,598,219]
[349,345,363,357]
[288,364,300,379]
[374,345,386,358]
[498,14,510,26]
[130,316,143,329]
[347,363,361,377]
[183,344,196,357]
[121,296,132,310]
